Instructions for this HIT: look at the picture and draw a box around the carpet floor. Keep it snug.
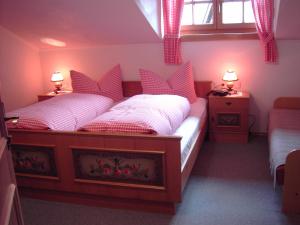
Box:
[21,136,300,225]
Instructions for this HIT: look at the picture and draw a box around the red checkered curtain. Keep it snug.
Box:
[162,0,184,64]
[251,0,278,63]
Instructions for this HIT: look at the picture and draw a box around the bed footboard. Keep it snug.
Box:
[282,149,300,214]
[9,130,184,213]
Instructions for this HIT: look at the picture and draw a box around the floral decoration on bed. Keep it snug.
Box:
[72,148,164,187]
[11,144,58,177]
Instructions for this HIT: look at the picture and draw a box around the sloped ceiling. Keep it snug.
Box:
[0,0,299,50]
[274,0,300,39]
[0,0,161,49]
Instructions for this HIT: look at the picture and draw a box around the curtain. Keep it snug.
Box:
[162,0,184,64]
[251,0,278,63]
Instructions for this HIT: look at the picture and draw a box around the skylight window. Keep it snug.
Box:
[181,0,256,36]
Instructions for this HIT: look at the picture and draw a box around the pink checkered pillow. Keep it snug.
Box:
[70,70,100,95]
[97,65,123,102]
[70,64,124,101]
[139,62,197,103]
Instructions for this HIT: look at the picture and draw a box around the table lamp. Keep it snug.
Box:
[51,72,64,93]
[223,70,238,92]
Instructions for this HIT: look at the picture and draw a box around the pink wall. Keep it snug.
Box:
[0,26,43,111]
[39,40,300,132]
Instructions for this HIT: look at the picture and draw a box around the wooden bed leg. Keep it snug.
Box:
[282,149,300,214]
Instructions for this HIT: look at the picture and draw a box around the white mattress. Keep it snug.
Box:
[269,109,300,177]
[173,97,207,169]
[270,129,300,173]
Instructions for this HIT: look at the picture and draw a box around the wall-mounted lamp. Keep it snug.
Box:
[51,72,64,93]
[223,70,238,92]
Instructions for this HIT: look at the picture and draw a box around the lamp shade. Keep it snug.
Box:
[51,72,64,82]
[223,70,238,82]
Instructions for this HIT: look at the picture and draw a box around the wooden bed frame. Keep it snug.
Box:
[8,81,211,214]
[273,97,300,214]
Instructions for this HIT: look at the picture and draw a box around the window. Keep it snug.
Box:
[181,0,256,36]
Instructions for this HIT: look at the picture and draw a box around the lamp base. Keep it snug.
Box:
[226,81,234,92]
[54,83,62,94]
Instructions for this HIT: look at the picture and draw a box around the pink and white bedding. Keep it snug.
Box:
[80,94,190,135]
[269,109,300,178]
[6,93,114,131]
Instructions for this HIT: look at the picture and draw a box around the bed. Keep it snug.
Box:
[8,81,211,214]
[269,97,300,214]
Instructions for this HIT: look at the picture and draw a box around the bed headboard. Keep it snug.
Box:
[122,81,212,98]
[274,97,300,110]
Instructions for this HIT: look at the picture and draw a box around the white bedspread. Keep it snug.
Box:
[81,94,190,135]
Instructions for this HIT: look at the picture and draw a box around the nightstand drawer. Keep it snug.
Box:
[209,97,249,109]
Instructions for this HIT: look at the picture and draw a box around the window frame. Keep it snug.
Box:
[181,0,256,36]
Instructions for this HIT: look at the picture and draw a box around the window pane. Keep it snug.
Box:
[181,4,193,25]
[194,3,213,25]
[244,0,255,23]
[222,1,243,24]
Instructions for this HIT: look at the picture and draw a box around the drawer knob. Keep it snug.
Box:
[225,102,232,106]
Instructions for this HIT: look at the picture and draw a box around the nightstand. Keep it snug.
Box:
[37,90,72,102]
[208,91,250,143]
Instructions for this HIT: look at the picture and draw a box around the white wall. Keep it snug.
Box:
[0,26,43,111]
[39,39,300,133]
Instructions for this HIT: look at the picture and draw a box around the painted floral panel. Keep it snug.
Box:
[73,149,164,187]
[11,144,57,177]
